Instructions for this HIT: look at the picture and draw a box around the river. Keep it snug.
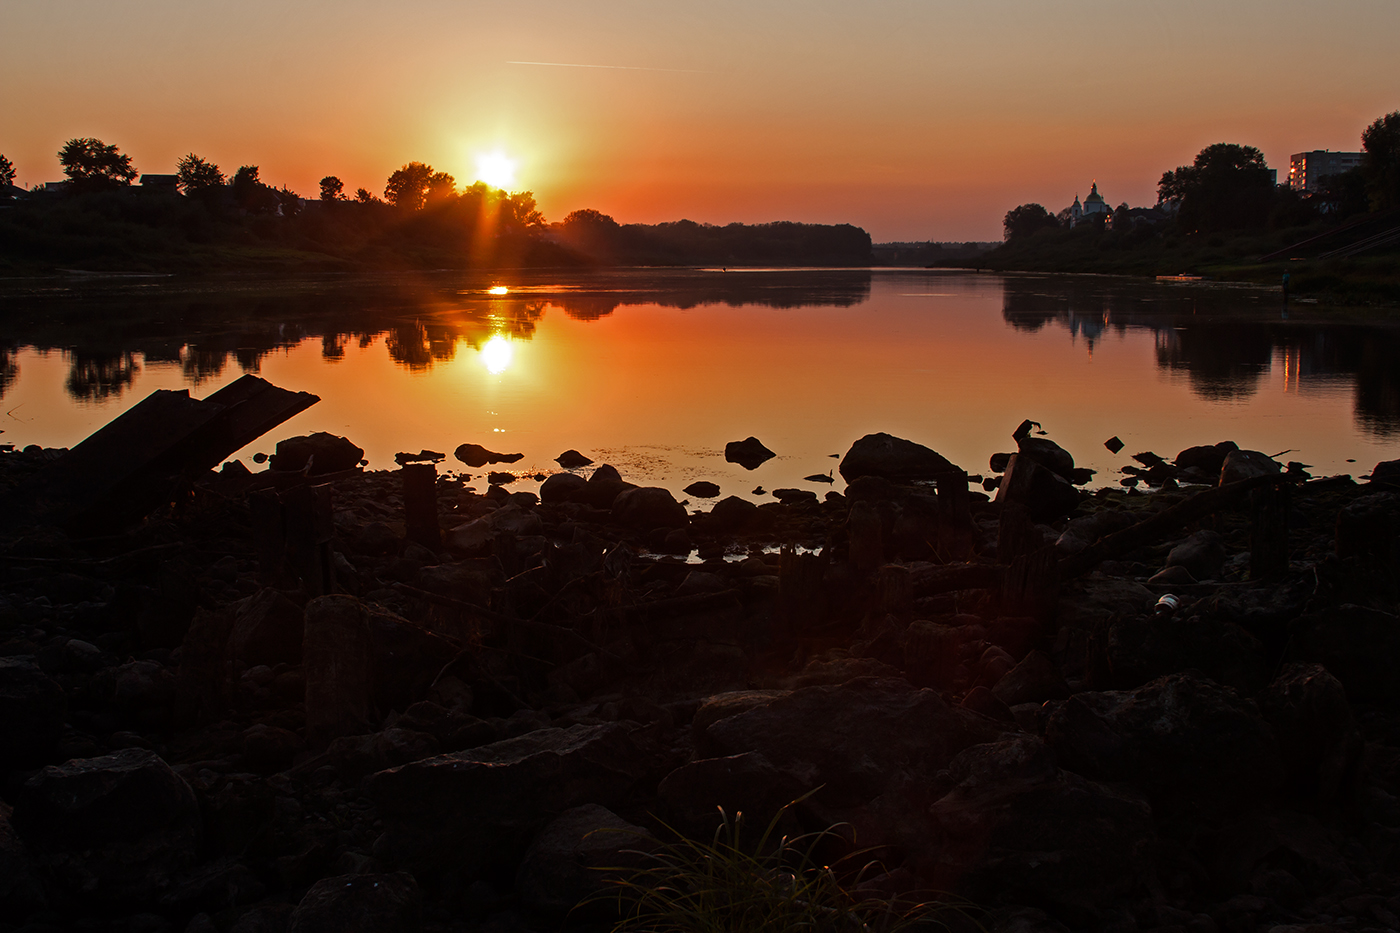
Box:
[2,268,1396,496]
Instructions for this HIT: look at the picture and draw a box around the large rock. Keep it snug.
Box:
[288,872,421,933]
[1219,449,1280,485]
[227,588,304,668]
[724,436,776,470]
[555,449,594,469]
[1288,604,1400,702]
[1054,509,1136,555]
[1257,663,1362,806]
[911,736,1155,925]
[515,804,654,918]
[992,650,1070,707]
[0,803,45,915]
[0,656,66,772]
[612,486,688,530]
[1174,440,1238,477]
[1164,530,1226,580]
[540,472,587,504]
[367,724,650,877]
[1016,436,1075,481]
[269,432,363,474]
[1105,609,1268,692]
[658,752,806,837]
[1046,672,1281,822]
[703,677,1000,807]
[995,454,1080,522]
[454,443,524,468]
[303,595,373,749]
[579,464,635,508]
[12,749,200,905]
[705,495,761,532]
[1334,491,1400,558]
[838,433,958,483]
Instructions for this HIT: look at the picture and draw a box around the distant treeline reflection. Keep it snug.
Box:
[1001,281,1400,435]
[0,271,872,400]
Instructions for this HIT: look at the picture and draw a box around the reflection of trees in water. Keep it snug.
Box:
[382,301,545,371]
[1001,281,1400,432]
[66,352,140,401]
[0,345,17,399]
[1152,324,1271,401]
[181,346,229,385]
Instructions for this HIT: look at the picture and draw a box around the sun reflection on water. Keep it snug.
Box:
[480,334,513,374]
[488,286,509,295]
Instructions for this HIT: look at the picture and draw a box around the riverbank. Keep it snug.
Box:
[2,416,1399,932]
[961,218,1400,308]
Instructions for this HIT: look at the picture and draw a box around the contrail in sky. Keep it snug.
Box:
[506,60,710,74]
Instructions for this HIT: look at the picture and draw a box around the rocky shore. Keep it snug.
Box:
[2,420,1399,933]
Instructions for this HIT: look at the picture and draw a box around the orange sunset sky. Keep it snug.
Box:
[3,0,1398,241]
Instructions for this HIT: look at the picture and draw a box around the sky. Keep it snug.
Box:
[3,0,1398,241]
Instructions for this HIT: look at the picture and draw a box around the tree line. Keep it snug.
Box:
[1001,109,1400,243]
[0,140,872,271]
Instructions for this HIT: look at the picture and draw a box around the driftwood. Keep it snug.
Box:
[25,374,318,529]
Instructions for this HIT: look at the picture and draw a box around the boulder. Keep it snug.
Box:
[1334,491,1399,558]
[579,464,635,508]
[703,677,1000,807]
[287,872,421,933]
[1256,663,1363,806]
[1046,672,1281,822]
[692,690,789,747]
[303,595,373,749]
[657,752,806,837]
[367,723,650,877]
[771,488,818,505]
[1164,529,1227,580]
[515,804,654,918]
[992,650,1070,707]
[555,449,594,469]
[706,495,760,532]
[1054,509,1136,555]
[1016,437,1075,481]
[1288,604,1400,702]
[0,656,66,772]
[1174,440,1238,476]
[454,443,524,468]
[838,433,958,483]
[269,432,363,474]
[612,486,688,530]
[227,588,304,668]
[913,736,1156,926]
[12,749,200,905]
[724,436,776,469]
[1219,449,1280,485]
[540,471,587,504]
[994,454,1081,522]
[1105,610,1268,693]
[0,803,45,915]
[682,480,721,498]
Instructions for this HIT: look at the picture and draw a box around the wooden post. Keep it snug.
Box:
[1001,546,1060,621]
[997,503,1038,565]
[1250,483,1289,580]
[402,463,442,550]
[779,545,829,634]
[936,470,975,561]
[848,500,884,573]
[282,483,336,596]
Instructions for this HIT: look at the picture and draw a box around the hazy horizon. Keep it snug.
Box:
[4,0,1397,241]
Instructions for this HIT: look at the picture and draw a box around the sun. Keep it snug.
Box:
[475,151,518,190]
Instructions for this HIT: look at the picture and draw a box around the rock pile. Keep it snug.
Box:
[1,434,1399,933]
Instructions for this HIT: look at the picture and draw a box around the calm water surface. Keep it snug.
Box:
[2,269,1397,498]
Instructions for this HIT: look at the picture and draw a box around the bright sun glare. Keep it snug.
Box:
[480,334,513,374]
[475,151,517,190]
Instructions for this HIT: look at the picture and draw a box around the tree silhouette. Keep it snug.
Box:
[58,138,137,191]
[0,154,14,188]
[231,165,279,213]
[1361,110,1400,212]
[1003,203,1060,241]
[384,162,434,209]
[1157,143,1275,232]
[176,153,225,195]
[319,176,345,201]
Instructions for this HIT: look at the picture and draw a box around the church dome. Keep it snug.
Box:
[1083,181,1105,205]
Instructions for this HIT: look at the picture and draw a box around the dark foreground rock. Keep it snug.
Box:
[269,432,364,475]
[838,432,958,482]
[724,436,775,469]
